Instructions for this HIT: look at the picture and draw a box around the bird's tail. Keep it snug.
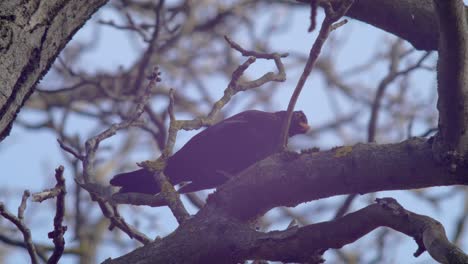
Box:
[110,169,161,194]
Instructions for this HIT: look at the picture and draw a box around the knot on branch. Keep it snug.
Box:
[47,225,67,239]
[375,197,407,216]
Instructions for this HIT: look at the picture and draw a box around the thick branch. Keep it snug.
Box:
[257,198,467,263]
[433,0,468,158]
[0,0,109,141]
[111,138,468,217]
[296,0,440,50]
[104,198,467,263]
[208,137,467,220]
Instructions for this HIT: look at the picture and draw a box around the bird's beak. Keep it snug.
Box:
[299,122,310,133]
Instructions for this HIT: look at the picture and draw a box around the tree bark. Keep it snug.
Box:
[432,0,468,159]
[0,0,108,141]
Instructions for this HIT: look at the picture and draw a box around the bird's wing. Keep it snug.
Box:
[165,110,277,184]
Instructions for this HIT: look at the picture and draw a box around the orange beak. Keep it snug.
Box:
[299,122,310,133]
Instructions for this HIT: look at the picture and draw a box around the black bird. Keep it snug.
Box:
[110,110,309,195]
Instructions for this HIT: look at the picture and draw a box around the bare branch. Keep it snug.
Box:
[308,0,318,32]
[369,44,431,143]
[279,0,354,149]
[330,19,348,31]
[74,67,162,244]
[167,37,288,132]
[17,190,30,221]
[47,166,67,264]
[224,35,288,59]
[57,138,84,161]
[250,197,467,263]
[0,192,39,264]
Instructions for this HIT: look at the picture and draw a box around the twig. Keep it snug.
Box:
[279,0,355,149]
[224,35,288,59]
[18,190,30,221]
[161,89,178,159]
[57,138,84,161]
[132,0,164,95]
[0,234,55,262]
[32,187,61,203]
[98,19,151,42]
[168,37,287,131]
[0,233,82,256]
[0,191,39,264]
[330,19,348,31]
[308,0,318,32]
[334,194,357,219]
[32,174,64,203]
[74,67,161,244]
[368,50,432,142]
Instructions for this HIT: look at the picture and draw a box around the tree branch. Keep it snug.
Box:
[249,197,467,263]
[0,191,39,264]
[280,0,354,149]
[104,197,467,263]
[66,67,162,244]
[297,0,442,50]
[432,0,468,161]
[208,137,467,220]
[0,0,109,141]
[47,166,67,264]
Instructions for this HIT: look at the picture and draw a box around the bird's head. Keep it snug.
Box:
[289,111,310,136]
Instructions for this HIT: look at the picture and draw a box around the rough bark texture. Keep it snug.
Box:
[208,138,466,220]
[104,138,468,263]
[0,0,108,141]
